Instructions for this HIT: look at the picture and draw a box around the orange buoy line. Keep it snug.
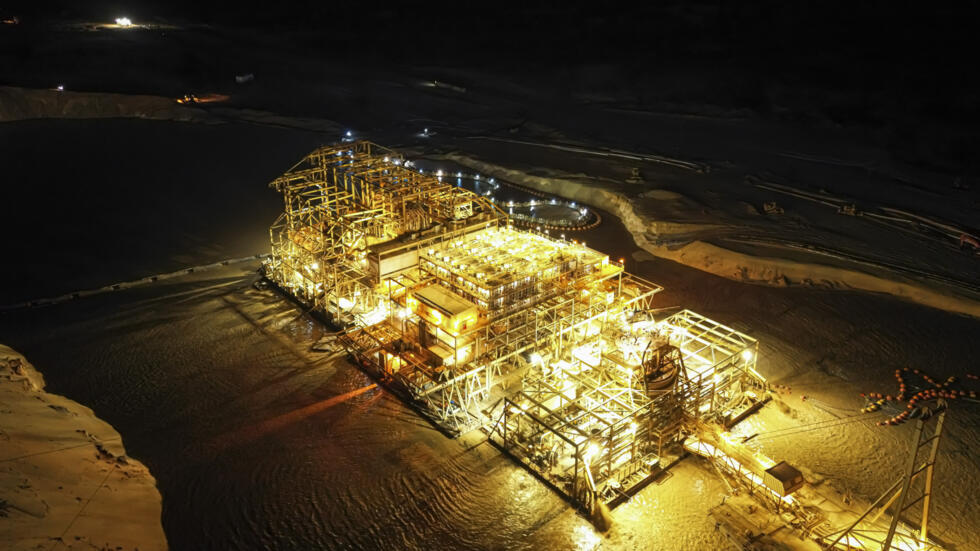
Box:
[860,367,978,426]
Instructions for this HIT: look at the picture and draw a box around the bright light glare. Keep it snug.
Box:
[583,443,599,463]
[529,352,543,365]
[338,297,354,310]
[741,349,754,362]
[573,523,601,551]
[115,17,133,26]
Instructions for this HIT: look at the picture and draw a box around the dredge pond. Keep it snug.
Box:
[2,119,979,550]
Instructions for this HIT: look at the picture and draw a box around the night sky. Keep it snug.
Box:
[3,1,977,173]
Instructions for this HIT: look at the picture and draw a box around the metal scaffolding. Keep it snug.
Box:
[265,142,768,512]
[487,309,766,510]
[266,141,506,323]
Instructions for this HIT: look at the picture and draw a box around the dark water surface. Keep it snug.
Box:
[0,119,735,550]
[0,119,324,304]
[2,119,980,549]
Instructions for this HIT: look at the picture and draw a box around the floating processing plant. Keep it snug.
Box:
[263,141,778,513]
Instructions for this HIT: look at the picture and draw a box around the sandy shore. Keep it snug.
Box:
[0,345,166,551]
[0,86,343,134]
[0,86,210,124]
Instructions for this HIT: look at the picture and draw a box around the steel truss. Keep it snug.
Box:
[266,142,767,515]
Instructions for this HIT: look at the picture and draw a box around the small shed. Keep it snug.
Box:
[413,285,478,334]
[763,461,804,496]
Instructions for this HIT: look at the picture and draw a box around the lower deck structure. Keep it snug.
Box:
[489,310,765,509]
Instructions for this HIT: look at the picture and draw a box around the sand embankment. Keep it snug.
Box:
[0,85,209,123]
[444,152,980,319]
[0,345,167,550]
[0,86,344,133]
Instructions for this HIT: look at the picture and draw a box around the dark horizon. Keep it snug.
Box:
[4,2,978,175]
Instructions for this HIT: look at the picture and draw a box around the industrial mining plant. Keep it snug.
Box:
[263,142,950,550]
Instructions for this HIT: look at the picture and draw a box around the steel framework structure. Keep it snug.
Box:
[267,141,506,323]
[823,409,947,551]
[265,142,768,512]
[489,309,766,509]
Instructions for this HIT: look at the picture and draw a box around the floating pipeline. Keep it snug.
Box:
[496,177,550,200]
[860,367,979,426]
[494,180,603,231]
[498,194,601,233]
[508,207,602,232]
[0,254,271,312]
[414,164,602,232]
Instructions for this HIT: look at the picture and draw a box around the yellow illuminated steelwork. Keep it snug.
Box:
[265,142,772,517]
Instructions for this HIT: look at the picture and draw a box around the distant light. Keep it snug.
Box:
[346,130,352,137]
[310,262,319,270]
[456,172,462,178]
[529,352,543,365]
[741,349,754,362]
[489,178,495,184]
[475,174,480,180]
[436,170,443,177]
[115,17,133,26]
[55,84,64,92]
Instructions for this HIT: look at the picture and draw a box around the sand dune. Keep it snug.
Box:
[0,345,166,551]
[0,86,207,123]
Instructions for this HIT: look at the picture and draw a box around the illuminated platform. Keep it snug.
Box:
[263,141,770,513]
